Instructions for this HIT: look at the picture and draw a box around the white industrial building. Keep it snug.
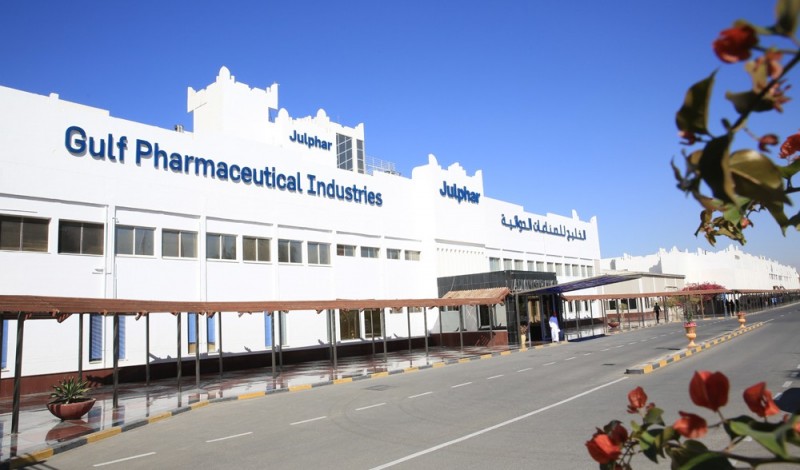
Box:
[0,67,602,382]
[601,245,799,290]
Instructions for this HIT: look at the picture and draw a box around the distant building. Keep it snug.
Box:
[600,245,799,290]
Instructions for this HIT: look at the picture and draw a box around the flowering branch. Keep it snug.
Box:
[673,0,800,245]
[586,371,800,469]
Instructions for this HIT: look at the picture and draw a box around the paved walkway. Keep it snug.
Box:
[0,343,556,468]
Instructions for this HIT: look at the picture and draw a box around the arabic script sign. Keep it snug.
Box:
[501,214,587,242]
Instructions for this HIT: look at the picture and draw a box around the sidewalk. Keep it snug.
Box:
[0,343,546,468]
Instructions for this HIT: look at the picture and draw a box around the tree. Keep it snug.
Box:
[673,0,800,245]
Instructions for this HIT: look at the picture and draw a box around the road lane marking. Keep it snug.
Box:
[543,361,556,366]
[487,375,503,380]
[564,357,576,361]
[583,353,592,356]
[370,377,629,470]
[517,367,532,372]
[601,348,610,351]
[783,381,792,388]
[290,416,327,425]
[615,345,624,348]
[357,403,387,411]
[452,382,472,388]
[206,432,253,443]
[409,392,433,399]
[93,452,156,467]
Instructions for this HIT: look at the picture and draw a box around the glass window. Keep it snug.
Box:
[207,233,236,260]
[336,134,353,171]
[243,236,271,262]
[564,264,571,276]
[527,261,534,271]
[278,239,302,263]
[503,258,512,270]
[90,314,103,362]
[337,244,355,257]
[364,309,382,338]
[339,309,360,340]
[308,242,330,265]
[555,263,563,276]
[536,261,545,271]
[361,246,379,258]
[0,215,49,252]
[163,230,197,258]
[572,264,579,277]
[489,257,501,271]
[405,250,420,261]
[115,225,154,256]
[514,260,523,270]
[58,220,104,255]
[546,262,554,272]
[587,265,594,277]
[356,139,365,174]
[387,248,401,260]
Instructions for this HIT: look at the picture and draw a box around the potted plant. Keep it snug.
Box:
[47,377,95,420]
[682,304,697,347]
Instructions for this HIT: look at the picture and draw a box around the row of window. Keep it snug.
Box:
[488,257,594,277]
[0,216,422,265]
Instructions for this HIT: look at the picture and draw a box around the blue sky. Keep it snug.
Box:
[3,1,800,273]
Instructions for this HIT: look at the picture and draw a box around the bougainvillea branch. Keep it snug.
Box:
[673,0,800,245]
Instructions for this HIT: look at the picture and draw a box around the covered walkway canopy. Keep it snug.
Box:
[515,273,643,296]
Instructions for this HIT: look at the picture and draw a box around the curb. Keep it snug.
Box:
[625,321,764,375]
[3,341,562,469]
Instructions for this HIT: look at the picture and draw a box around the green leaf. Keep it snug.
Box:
[676,71,717,136]
[643,407,665,426]
[727,416,790,458]
[729,149,790,205]
[678,451,735,470]
[699,135,734,203]
[779,157,800,179]
[725,90,776,114]
[774,0,800,36]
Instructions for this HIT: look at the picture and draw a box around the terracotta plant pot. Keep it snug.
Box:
[608,321,620,329]
[737,312,746,329]
[684,325,697,347]
[47,398,95,421]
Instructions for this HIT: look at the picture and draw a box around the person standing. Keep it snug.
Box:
[548,312,560,343]
[654,302,661,324]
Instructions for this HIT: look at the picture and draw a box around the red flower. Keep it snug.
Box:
[713,24,758,63]
[758,134,779,152]
[586,431,622,464]
[609,422,629,445]
[627,386,648,413]
[743,382,780,417]
[780,131,800,160]
[673,411,708,438]
[689,371,729,411]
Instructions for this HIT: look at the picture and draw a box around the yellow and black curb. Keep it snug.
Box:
[3,341,565,469]
[625,322,764,375]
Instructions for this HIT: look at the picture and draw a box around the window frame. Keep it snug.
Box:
[58,220,104,255]
[206,232,237,261]
[336,244,355,257]
[115,225,155,257]
[162,229,198,259]
[0,215,49,252]
[307,241,331,265]
[243,236,271,262]
[360,246,379,259]
[278,239,303,264]
[404,250,420,261]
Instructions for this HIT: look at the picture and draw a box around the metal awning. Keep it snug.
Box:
[514,273,643,296]
[442,287,511,305]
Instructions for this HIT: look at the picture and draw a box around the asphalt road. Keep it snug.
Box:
[34,304,800,470]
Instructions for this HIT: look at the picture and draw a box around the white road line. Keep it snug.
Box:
[583,353,592,356]
[564,357,576,361]
[517,367,532,372]
[487,375,503,380]
[357,402,387,411]
[409,392,433,399]
[543,361,556,366]
[615,345,625,348]
[93,452,157,467]
[601,348,610,351]
[630,342,639,345]
[452,382,472,388]
[783,381,792,388]
[369,377,629,470]
[290,416,327,425]
[796,364,800,369]
[206,432,253,443]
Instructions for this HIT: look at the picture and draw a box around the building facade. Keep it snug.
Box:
[0,67,601,378]
[601,245,799,290]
